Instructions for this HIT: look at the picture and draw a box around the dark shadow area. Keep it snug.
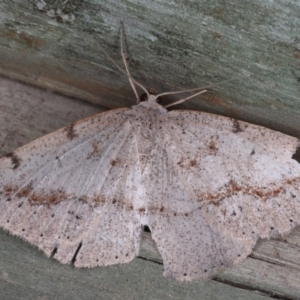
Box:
[71,242,82,264]
[143,225,151,233]
[292,146,300,163]
[51,247,58,257]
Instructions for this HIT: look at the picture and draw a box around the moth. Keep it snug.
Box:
[1,28,300,282]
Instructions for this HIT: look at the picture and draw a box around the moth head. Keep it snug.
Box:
[139,90,162,104]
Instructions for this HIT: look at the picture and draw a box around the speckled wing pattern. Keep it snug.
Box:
[0,108,143,267]
[142,109,300,281]
[1,101,300,282]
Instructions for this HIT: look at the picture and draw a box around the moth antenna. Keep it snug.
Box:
[94,26,149,102]
[165,89,208,108]
[157,74,250,107]
[120,23,141,103]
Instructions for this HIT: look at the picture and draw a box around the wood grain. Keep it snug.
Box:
[0,0,300,137]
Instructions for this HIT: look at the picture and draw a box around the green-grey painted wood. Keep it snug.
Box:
[1,228,273,300]
[1,76,300,299]
[0,0,299,138]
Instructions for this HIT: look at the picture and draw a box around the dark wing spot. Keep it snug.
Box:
[189,159,197,167]
[250,150,255,155]
[178,157,198,168]
[65,123,78,140]
[6,152,21,169]
[92,195,106,204]
[232,120,243,133]
[16,184,33,198]
[208,141,218,154]
[3,185,16,194]
[79,195,88,203]
[87,142,100,159]
[110,158,121,166]
[177,158,184,167]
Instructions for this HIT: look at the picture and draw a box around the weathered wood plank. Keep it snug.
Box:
[1,229,272,300]
[1,75,300,299]
[220,251,300,299]
[0,0,299,137]
[0,75,106,155]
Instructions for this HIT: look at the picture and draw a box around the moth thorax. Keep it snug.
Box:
[147,94,158,103]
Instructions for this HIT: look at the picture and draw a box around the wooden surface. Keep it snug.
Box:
[1,76,300,299]
[1,0,300,299]
[0,0,300,137]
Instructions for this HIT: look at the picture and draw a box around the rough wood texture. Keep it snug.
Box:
[0,0,299,136]
[1,76,300,299]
